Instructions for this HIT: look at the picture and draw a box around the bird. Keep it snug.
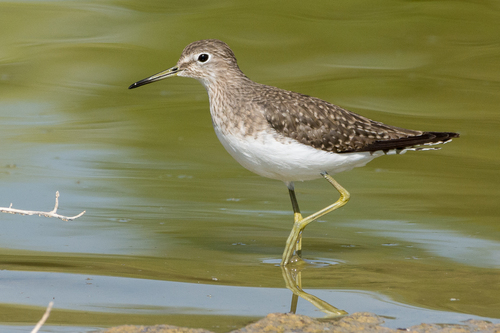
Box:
[129,39,459,266]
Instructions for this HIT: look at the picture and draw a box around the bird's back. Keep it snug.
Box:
[248,84,458,154]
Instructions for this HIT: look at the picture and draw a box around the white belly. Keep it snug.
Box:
[214,127,382,182]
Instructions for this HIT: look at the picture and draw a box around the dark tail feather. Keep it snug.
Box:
[356,131,459,153]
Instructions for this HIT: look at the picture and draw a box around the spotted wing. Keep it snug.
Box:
[257,86,458,154]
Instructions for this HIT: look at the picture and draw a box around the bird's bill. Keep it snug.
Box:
[128,66,180,89]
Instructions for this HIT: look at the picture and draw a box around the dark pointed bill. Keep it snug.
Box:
[128,66,180,89]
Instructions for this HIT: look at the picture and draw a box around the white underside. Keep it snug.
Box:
[214,127,384,182]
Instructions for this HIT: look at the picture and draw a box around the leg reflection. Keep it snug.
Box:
[282,265,347,317]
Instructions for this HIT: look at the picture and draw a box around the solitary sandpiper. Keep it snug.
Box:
[129,39,459,266]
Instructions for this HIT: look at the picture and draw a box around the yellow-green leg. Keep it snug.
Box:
[281,172,350,266]
[288,187,304,259]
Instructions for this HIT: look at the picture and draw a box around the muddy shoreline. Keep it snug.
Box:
[102,312,499,333]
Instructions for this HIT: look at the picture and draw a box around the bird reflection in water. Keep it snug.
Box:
[281,264,347,317]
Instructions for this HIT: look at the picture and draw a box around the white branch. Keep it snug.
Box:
[31,301,54,333]
[0,191,85,221]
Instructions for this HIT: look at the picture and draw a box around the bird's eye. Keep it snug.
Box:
[198,54,209,63]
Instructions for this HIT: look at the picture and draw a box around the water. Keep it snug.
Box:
[0,1,499,332]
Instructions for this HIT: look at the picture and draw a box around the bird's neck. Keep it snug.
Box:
[203,72,250,111]
[202,74,266,137]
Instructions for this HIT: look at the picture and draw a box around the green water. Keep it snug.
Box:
[0,1,499,332]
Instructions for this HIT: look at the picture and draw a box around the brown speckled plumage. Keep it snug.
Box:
[252,85,458,153]
[170,39,459,154]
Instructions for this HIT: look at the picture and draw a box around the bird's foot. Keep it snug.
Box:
[289,254,306,265]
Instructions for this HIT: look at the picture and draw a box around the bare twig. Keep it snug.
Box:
[0,191,85,221]
[31,301,53,333]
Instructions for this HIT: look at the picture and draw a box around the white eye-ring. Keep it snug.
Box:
[197,53,210,63]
